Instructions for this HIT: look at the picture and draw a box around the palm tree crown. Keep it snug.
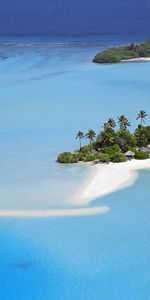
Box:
[85,129,96,151]
[118,115,131,130]
[136,110,148,125]
[107,118,116,129]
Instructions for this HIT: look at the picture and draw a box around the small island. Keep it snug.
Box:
[57,111,150,164]
[93,40,150,64]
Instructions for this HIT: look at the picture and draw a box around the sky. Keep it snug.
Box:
[0,0,150,35]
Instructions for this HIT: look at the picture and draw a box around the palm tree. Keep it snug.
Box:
[101,120,116,146]
[118,115,131,130]
[76,131,84,151]
[107,118,116,129]
[100,130,114,146]
[103,122,110,131]
[136,110,148,125]
[85,129,96,152]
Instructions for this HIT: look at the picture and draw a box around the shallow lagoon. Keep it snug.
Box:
[0,34,150,209]
[0,35,150,299]
[0,170,150,300]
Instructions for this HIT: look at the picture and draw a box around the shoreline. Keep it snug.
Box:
[77,159,150,203]
[121,57,150,63]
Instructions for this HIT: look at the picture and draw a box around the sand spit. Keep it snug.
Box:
[0,159,149,218]
[79,159,150,203]
[0,206,110,218]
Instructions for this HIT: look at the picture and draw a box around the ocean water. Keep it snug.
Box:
[0,35,150,299]
[0,170,150,300]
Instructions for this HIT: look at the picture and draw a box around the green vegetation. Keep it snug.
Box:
[111,152,127,163]
[135,125,150,147]
[136,110,148,125]
[134,150,149,160]
[103,145,127,163]
[57,110,150,164]
[83,153,110,163]
[93,41,150,64]
[85,129,96,152]
[57,152,79,164]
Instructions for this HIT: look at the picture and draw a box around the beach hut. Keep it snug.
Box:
[125,150,135,160]
[94,159,100,164]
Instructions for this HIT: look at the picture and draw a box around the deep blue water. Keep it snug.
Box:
[0,1,150,35]
[0,35,150,299]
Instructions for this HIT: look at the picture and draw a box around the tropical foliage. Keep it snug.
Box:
[57,111,149,163]
[93,41,150,64]
[85,129,96,152]
[136,110,148,125]
[57,152,79,163]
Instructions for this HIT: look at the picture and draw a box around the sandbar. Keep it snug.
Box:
[0,206,110,218]
[0,159,149,218]
[78,159,150,203]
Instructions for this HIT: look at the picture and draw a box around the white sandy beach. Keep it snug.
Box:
[122,57,150,62]
[78,159,150,204]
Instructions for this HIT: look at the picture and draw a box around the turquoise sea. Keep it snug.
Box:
[0,34,150,299]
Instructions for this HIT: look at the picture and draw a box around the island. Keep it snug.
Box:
[93,40,150,64]
[57,111,150,164]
